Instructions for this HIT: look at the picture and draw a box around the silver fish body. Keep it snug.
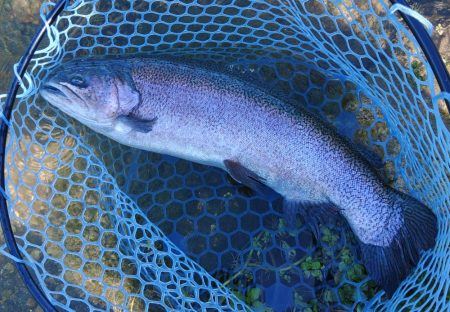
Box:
[40,57,437,296]
[126,60,396,243]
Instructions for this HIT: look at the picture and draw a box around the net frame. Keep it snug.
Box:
[0,0,449,311]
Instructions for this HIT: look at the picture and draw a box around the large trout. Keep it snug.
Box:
[40,57,437,295]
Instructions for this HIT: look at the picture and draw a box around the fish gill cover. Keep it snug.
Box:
[0,0,448,311]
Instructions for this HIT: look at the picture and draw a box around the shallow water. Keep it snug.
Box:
[0,1,45,310]
[0,1,449,311]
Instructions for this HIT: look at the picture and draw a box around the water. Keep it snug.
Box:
[0,2,45,310]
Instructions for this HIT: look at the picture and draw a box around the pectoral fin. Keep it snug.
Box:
[116,115,157,133]
[224,159,280,198]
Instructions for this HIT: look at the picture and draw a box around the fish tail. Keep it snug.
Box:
[360,192,437,297]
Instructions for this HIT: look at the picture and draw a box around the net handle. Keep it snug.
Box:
[390,0,450,110]
[0,1,69,311]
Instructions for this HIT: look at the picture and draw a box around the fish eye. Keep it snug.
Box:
[70,75,86,87]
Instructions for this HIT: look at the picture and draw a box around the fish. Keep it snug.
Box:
[40,57,437,296]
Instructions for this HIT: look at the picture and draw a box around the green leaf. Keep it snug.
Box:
[247,287,261,302]
[311,261,322,270]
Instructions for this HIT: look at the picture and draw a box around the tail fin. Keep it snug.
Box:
[360,192,437,297]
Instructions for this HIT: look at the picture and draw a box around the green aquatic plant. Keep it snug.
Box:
[222,270,273,311]
[338,284,356,306]
[300,256,324,281]
[252,230,272,250]
[347,264,367,283]
[321,226,339,246]
[244,288,274,312]
[213,215,376,311]
[361,280,379,300]
[321,289,337,305]
[223,231,266,287]
[338,248,353,268]
[293,291,320,312]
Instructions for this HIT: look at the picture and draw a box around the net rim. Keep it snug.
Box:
[390,0,450,110]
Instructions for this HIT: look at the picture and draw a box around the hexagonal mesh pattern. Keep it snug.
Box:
[1,0,448,311]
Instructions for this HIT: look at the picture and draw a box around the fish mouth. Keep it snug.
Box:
[40,82,88,111]
[40,82,84,119]
[40,82,68,99]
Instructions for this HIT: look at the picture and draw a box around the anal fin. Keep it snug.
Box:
[224,159,280,199]
[283,199,340,239]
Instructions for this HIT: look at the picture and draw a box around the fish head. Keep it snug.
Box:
[40,60,140,127]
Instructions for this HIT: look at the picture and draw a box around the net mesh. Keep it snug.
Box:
[1,0,448,311]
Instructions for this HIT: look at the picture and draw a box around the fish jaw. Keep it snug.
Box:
[41,82,106,126]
